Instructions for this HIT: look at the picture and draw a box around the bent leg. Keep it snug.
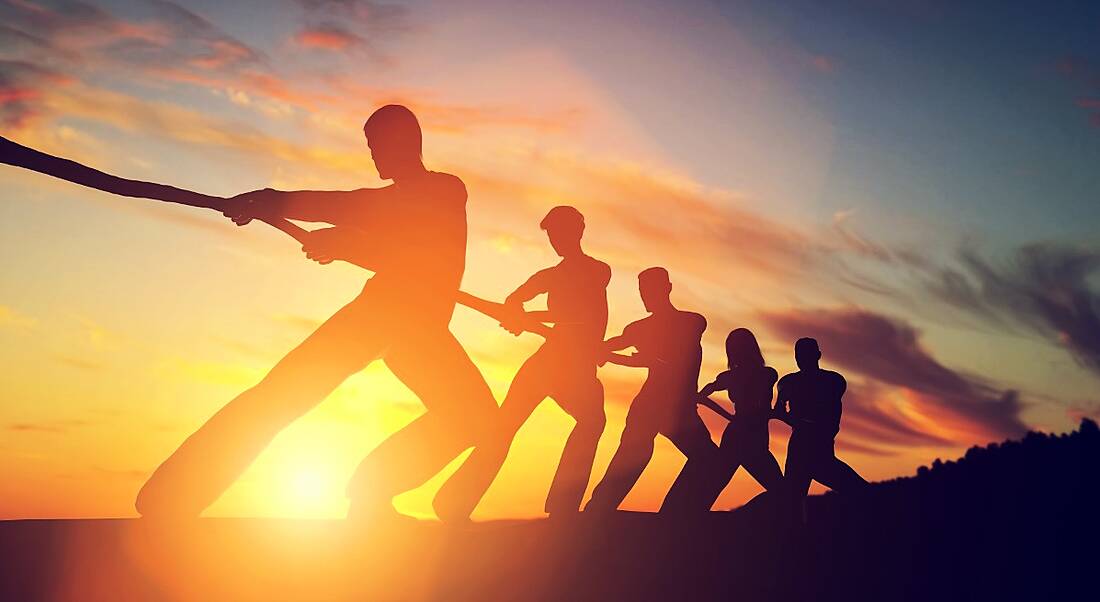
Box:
[661,412,721,513]
[813,449,868,493]
[546,376,606,515]
[137,301,385,518]
[586,404,660,512]
[430,354,550,521]
[742,450,785,492]
[349,329,498,518]
[783,438,814,500]
[698,423,746,510]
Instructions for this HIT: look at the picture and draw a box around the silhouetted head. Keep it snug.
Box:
[363,104,423,181]
[638,267,672,313]
[726,328,765,370]
[540,206,585,257]
[794,337,821,371]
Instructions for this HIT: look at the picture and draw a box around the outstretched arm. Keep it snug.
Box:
[498,270,555,335]
[697,396,734,421]
[298,226,381,270]
[696,372,734,419]
[225,187,385,226]
[601,328,649,368]
[504,269,551,307]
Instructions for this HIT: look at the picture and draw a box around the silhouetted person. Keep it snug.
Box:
[697,329,784,507]
[585,268,720,513]
[435,206,610,519]
[776,337,868,501]
[135,105,498,522]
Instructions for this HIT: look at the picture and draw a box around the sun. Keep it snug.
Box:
[291,468,327,502]
[279,464,344,517]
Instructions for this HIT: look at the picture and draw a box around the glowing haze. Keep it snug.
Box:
[1,0,1098,519]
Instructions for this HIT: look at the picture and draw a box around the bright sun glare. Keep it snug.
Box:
[283,465,339,516]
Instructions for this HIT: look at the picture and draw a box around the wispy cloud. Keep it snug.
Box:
[6,418,91,434]
[52,354,105,371]
[925,243,1100,378]
[1054,55,1100,130]
[294,24,364,51]
[759,306,1029,443]
[0,304,37,330]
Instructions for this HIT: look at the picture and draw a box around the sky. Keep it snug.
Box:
[0,0,1098,520]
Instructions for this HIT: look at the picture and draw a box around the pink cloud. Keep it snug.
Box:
[295,25,364,51]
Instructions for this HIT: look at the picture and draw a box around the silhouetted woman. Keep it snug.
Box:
[697,328,784,506]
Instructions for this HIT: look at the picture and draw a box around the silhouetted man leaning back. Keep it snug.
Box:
[775,337,868,505]
[135,105,498,522]
[586,267,720,513]
[435,206,610,520]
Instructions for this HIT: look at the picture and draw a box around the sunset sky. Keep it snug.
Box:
[1,0,1098,520]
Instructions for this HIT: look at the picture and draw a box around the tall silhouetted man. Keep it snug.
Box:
[586,267,720,513]
[435,206,610,519]
[776,338,868,501]
[135,105,497,522]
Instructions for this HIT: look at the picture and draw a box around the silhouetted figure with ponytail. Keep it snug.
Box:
[586,268,720,513]
[698,329,784,507]
[775,338,867,502]
[135,105,498,523]
[436,206,610,520]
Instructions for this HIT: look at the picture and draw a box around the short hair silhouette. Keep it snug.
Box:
[795,337,821,367]
[637,267,672,312]
[540,205,585,236]
[363,104,422,159]
[727,328,765,369]
[638,266,670,285]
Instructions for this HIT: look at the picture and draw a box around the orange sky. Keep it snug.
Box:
[1,0,1097,520]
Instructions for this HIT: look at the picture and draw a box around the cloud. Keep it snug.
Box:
[809,55,835,74]
[291,0,409,62]
[0,0,263,73]
[1077,97,1100,110]
[759,306,1029,443]
[1053,55,1100,130]
[925,243,1100,378]
[295,24,364,51]
[461,149,818,296]
[0,304,37,330]
[272,313,323,333]
[839,382,954,449]
[52,354,105,371]
[0,0,270,121]
[0,59,71,128]
[6,418,90,434]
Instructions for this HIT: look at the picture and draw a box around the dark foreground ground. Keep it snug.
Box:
[2,422,1097,601]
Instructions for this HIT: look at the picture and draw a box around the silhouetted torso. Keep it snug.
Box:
[716,365,778,450]
[539,255,611,361]
[779,369,845,439]
[624,310,706,410]
[348,171,467,325]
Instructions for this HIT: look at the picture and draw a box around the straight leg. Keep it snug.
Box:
[136,300,388,517]
[783,431,816,500]
[660,410,721,513]
[586,401,660,512]
[698,422,747,509]
[742,450,784,492]
[348,328,498,518]
[431,352,551,521]
[545,375,605,515]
